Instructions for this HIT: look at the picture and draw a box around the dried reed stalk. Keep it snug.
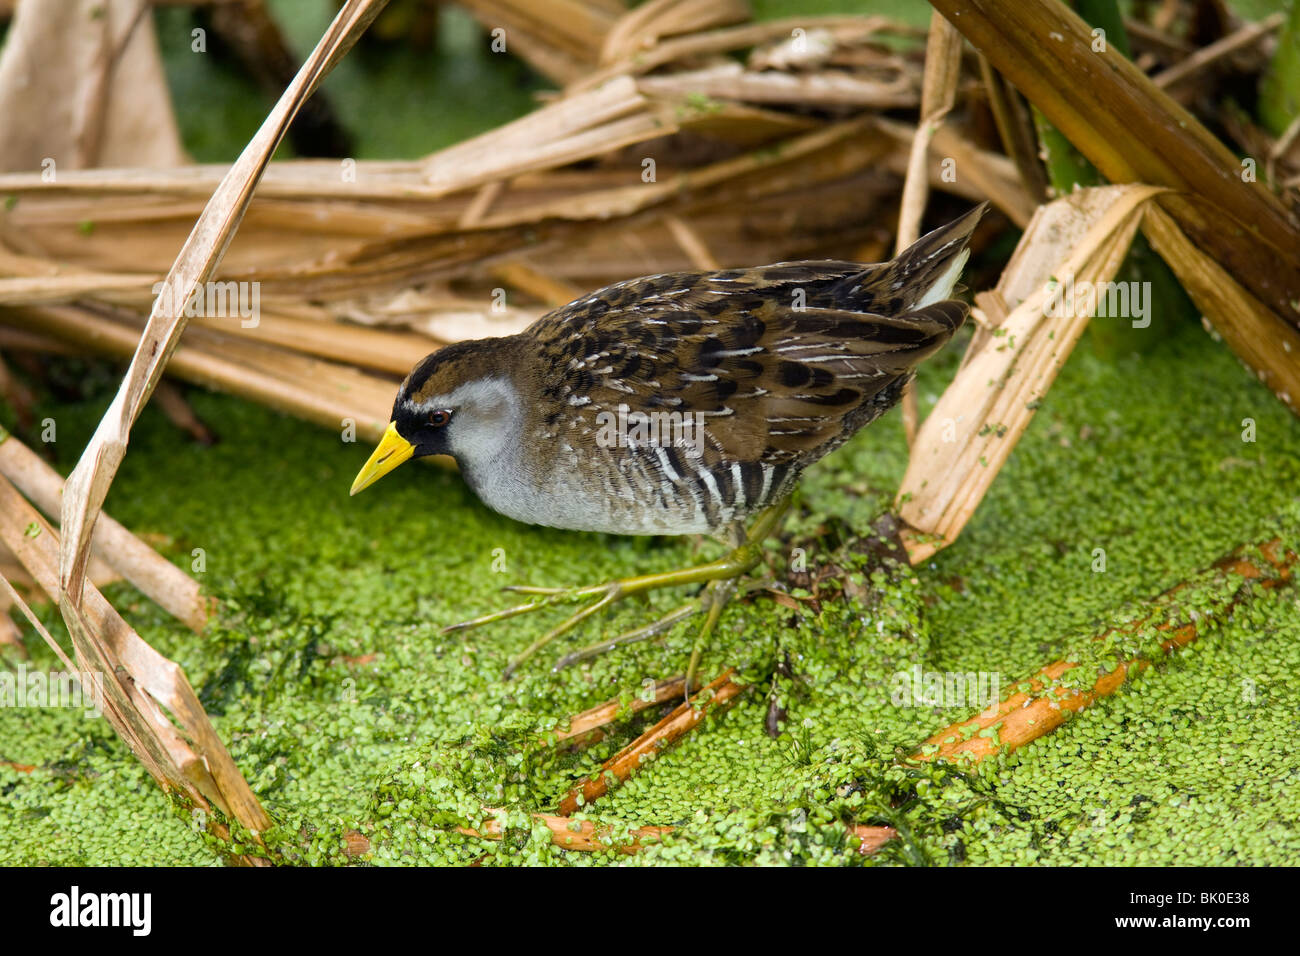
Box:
[0,114,927,305]
[0,15,947,337]
[457,0,622,84]
[57,0,392,610]
[599,0,748,65]
[914,536,1296,765]
[0,0,186,171]
[8,303,397,445]
[0,430,209,630]
[1141,203,1300,413]
[0,475,271,836]
[0,570,28,652]
[894,11,964,256]
[557,668,746,815]
[420,76,672,192]
[897,184,1161,563]
[1152,12,1285,90]
[894,10,964,445]
[635,62,919,108]
[977,54,1049,203]
[930,0,1300,375]
[570,15,919,93]
[11,0,393,843]
[0,327,77,353]
[2,572,86,687]
[923,123,1035,227]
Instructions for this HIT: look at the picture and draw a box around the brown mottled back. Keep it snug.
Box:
[516,205,982,518]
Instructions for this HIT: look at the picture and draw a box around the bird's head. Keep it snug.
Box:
[349,338,521,495]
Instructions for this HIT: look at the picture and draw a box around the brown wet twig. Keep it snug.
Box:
[152,380,217,446]
[458,809,673,856]
[1152,12,1285,91]
[913,536,1296,765]
[557,668,746,816]
[553,674,689,748]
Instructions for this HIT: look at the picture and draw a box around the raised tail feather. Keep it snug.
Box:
[835,202,988,312]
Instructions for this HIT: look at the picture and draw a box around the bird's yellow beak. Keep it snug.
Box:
[350,422,415,496]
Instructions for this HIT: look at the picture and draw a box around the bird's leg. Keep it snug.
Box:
[442,497,790,677]
[551,602,699,671]
[684,575,738,696]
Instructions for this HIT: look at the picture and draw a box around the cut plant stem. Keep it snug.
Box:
[556,667,748,816]
[541,530,1297,857]
[458,808,672,855]
[539,666,896,856]
[553,674,690,747]
[912,535,1296,766]
[0,430,211,632]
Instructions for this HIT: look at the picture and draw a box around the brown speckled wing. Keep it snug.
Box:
[527,263,968,474]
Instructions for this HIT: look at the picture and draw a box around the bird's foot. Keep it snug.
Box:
[441,499,790,679]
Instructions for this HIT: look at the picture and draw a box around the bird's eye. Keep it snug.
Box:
[427,409,453,428]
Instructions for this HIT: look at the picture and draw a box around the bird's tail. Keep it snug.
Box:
[875,202,988,311]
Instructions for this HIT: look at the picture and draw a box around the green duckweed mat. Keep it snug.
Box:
[3,314,1299,865]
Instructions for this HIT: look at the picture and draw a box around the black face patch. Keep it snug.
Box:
[392,339,511,458]
[392,402,454,459]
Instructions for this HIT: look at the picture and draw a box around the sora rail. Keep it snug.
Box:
[352,204,985,678]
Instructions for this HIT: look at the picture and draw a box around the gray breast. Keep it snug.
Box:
[464,439,786,537]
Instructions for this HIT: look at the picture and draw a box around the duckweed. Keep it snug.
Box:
[2,320,1299,865]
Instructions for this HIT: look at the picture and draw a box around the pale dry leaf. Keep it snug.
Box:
[0,0,185,172]
[897,184,1165,563]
